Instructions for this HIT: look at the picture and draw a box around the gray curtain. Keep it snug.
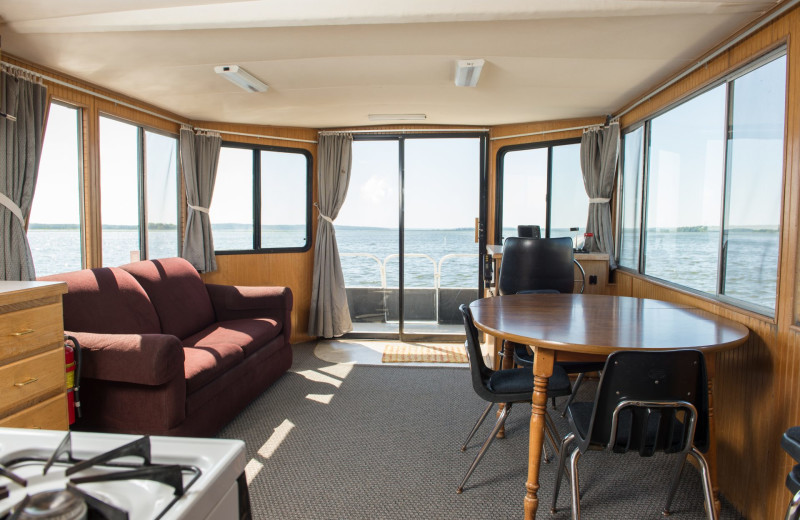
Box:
[580,122,620,270]
[180,128,221,272]
[308,133,353,338]
[0,71,48,281]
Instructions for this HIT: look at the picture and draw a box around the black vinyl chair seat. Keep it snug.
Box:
[487,365,571,399]
[457,304,566,494]
[551,350,717,519]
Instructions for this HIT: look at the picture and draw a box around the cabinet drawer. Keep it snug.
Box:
[0,303,64,363]
[0,393,68,430]
[0,348,65,415]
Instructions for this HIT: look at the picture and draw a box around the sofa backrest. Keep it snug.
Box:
[39,267,162,334]
[120,257,216,339]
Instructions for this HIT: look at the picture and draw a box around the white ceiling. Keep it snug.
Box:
[0,0,780,128]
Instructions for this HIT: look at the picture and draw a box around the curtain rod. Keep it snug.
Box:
[319,127,488,135]
[194,127,317,144]
[1,61,187,127]
[491,123,604,141]
[613,0,800,121]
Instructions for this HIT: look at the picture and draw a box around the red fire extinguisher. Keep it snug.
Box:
[64,335,82,425]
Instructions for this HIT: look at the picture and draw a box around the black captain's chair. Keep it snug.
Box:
[551,349,716,520]
[457,304,571,494]
[498,236,603,411]
[781,427,800,519]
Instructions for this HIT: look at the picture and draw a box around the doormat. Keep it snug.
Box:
[381,343,468,364]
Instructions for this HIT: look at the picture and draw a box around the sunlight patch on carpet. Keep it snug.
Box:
[382,343,468,363]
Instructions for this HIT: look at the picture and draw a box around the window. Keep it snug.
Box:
[497,139,588,244]
[617,51,786,314]
[99,116,179,266]
[211,143,311,253]
[618,126,644,270]
[721,56,786,309]
[29,102,84,276]
[645,85,726,294]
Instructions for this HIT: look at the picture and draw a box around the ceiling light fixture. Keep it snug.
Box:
[214,65,268,93]
[454,59,485,87]
[368,114,427,121]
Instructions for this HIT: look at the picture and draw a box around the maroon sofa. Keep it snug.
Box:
[40,257,293,436]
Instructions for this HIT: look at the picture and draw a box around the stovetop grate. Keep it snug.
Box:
[0,432,202,520]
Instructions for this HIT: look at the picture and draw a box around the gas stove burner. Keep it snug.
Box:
[0,432,201,520]
[13,490,87,520]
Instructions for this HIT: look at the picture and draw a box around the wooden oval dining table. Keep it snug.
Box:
[469,293,750,520]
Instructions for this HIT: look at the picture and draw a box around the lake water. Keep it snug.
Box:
[27,227,778,310]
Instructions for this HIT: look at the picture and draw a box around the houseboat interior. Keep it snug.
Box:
[1,0,800,518]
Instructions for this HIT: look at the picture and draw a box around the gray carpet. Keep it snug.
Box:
[218,343,744,519]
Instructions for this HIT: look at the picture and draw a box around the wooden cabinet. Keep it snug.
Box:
[0,281,69,430]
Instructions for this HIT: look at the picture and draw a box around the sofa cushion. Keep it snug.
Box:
[121,257,216,339]
[182,319,283,358]
[39,267,161,334]
[183,344,244,394]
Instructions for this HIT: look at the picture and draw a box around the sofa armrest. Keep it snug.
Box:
[67,331,185,386]
[205,284,293,341]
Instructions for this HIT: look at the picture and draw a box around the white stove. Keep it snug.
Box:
[0,427,249,520]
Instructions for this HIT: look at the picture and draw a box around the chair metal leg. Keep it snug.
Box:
[662,455,687,516]
[551,432,575,513]
[687,447,718,520]
[786,489,800,520]
[569,446,583,520]
[457,403,512,494]
[543,411,561,463]
[461,402,495,451]
[561,373,586,418]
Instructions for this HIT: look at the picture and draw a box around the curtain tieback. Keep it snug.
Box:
[314,203,334,224]
[188,203,209,214]
[589,198,611,204]
[0,192,24,226]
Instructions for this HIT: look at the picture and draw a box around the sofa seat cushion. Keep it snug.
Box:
[182,319,283,358]
[183,344,244,394]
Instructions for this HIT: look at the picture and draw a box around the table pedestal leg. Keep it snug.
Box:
[524,347,555,520]
[705,354,721,515]
[496,340,516,439]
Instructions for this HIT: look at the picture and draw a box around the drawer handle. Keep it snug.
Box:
[10,329,35,336]
[14,377,39,387]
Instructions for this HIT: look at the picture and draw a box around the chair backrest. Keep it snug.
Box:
[580,350,709,456]
[498,236,575,295]
[458,304,494,402]
[517,225,541,238]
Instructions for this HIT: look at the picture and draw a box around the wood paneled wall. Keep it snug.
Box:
[607,7,800,519]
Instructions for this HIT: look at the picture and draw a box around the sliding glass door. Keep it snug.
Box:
[335,134,486,340]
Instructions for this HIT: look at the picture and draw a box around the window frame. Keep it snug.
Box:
[615,47,788,317]
[494,137,582,244]
[98,113,181,262]
[213,140,313,255]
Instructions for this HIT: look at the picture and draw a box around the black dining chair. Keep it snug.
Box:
[498,236,604,411]
[457,304,571,494]
[551,349,715,520]
[781,426,800,519]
